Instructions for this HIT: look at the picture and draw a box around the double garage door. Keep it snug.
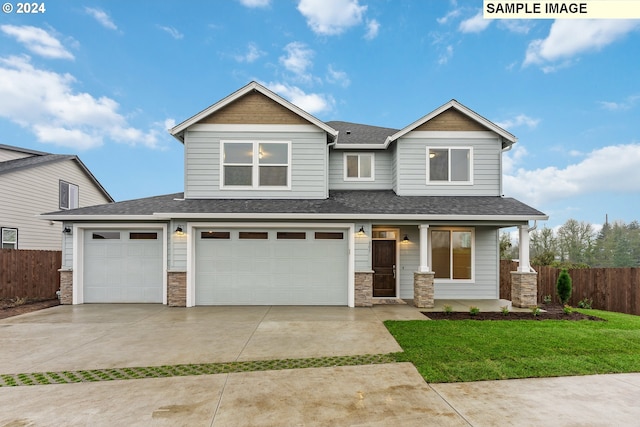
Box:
[195,228,348,305]
[83,229,163,303]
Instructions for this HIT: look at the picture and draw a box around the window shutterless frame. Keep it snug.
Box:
[426,147,473,185]
[343,152,375,181]
[220,140,291,190]
[1,227,18,249]
[428,227,475,282]
[59,180,79,209]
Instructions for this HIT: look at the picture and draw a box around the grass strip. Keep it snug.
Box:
[0,353,396,388]
[385,309,640,383]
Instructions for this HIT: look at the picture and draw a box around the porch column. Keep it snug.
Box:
[518,224,532,273]
[418,224,430,273]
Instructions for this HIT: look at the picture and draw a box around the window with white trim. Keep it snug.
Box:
[1,227,18,249]
[430,228,474,280]
[221,141,290,188]
[59,181,79,209]
[427,147,472,184]
[344,153,374,181]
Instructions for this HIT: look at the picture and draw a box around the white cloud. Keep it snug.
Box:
[364,19,380,40]
[524,20,640,69]
[297,0,366,35]
[437,9,461,25]
[499,20,533,34]
[458,11,490,33]
[0,25,74,60]
[438,45,454,65]
[326,65,350,87]
[599,94,640,111]
[496,114,540,130]
[158,25,184,40]
[504,143,640,206]
[262,81,334,115]
[235,42,265,63]
[280,42,314,78]
[0,55,162,150]
[238,0,270,7]
[84,7,118,31]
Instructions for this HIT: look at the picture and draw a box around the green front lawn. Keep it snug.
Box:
[385,309,640,383]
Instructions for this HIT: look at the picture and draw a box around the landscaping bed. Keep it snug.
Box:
[0,298,60,320]
[422,304,605,321]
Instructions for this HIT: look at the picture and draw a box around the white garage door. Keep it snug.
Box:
[195,228,348,305]
[83,229,163,303]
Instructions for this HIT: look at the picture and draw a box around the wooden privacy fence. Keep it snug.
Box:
[500,260,640,316]
[0,249,61,299]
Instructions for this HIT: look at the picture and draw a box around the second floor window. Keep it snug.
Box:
[427,147,472,184]
[344,153,374,181]
[59,181,79,210]
[221,141,290,189]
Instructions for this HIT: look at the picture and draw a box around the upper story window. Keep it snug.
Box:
[427,147,473,184]
[59,181,79,210]
[344,153,374,181]
[221,141,290,189]
[1,227,18,249]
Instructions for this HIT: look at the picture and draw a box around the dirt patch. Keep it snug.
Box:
[422,304,605,321]
[0,298,60,320]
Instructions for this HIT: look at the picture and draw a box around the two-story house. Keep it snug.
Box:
[44,82,547,308]
[1,144,113,250]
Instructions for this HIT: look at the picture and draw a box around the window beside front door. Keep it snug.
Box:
[427,147,472,184]
[59,181,79,209]
[431,228,473,280]
[344,153,374,181]
[1,227,18,249]
[221,141,290,189]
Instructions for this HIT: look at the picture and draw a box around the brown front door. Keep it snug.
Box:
[373,240,396,297]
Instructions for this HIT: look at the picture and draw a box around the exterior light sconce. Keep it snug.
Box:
[357,226,366,236]
[402,234,410,242]
[62,227,72,234]
[175,225,185,236]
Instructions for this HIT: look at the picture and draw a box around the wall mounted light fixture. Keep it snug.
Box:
[357,226,365,236]
[402,234,410,242]
[175,226,184,236]
[62,227,72,234]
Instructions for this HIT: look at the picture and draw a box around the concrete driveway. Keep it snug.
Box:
[1,304,640,426]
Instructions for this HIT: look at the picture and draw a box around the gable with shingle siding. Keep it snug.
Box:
[197,91,311,125]
[415,108,489,132]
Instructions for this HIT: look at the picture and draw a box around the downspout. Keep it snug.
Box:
[528,220,538,233]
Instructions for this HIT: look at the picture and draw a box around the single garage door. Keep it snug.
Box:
[83,229,163,303]
[195,228,348,305]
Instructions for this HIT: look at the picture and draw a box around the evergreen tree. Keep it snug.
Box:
[556,269,572,305]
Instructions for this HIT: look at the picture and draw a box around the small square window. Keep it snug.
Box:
[427,148,472,184]
[344,153,374,181]
[59,181,79,209]
[1,227,18,249]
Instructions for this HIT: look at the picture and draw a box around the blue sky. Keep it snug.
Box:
[1,0,639,229]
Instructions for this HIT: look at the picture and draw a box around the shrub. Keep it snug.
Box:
[543,295,552,304]
[556,269,573,305]
[577,298,593,309]
[469,306,480,316]
[531,306,541,317]
[500,305,510,316]
[443,304,453,315]
[563,305,573,315]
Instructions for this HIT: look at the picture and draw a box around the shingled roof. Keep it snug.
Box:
[42,190,547,221]
[326,121,399,146]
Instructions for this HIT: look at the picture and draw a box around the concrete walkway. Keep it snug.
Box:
[1,304,639,426]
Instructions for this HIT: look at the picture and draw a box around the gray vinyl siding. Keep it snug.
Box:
[184,130,327,199]
[0,148,32,162]
[61,223,73,269]
[354,222,372,271]
[396,136,501,196]
[398,225,420,300]
[169,219,187,270]
[433,227,499,299]
[390,143,398,192]
[0,160,112,250]
[328,150,393,190]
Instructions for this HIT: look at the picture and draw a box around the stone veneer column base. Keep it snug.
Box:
[58,269,73,305]
[354,272,373,307]
[168,271,187,307]
[413,272,435,308]
[511,271,538,308]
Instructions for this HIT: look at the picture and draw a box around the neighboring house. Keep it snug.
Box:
[0,144,113,250]
[44,82,547,308]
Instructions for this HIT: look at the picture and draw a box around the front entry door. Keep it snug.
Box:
[372,240,396,297]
